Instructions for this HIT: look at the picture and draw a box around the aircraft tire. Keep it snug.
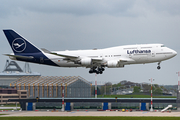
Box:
[157,66,161,70]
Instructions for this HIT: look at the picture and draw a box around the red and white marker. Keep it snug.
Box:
[62,78,65,111]
[149,78,154,112]
[95,74,97,98]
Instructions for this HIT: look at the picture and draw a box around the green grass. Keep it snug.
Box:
[99,95,176,98]
[0,117,180,120]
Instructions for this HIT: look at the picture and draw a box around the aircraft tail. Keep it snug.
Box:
[3,29,41,54]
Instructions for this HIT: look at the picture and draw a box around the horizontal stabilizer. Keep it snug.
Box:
[4,54,34,59]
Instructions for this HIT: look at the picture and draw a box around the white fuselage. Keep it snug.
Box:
[43,44,177,68]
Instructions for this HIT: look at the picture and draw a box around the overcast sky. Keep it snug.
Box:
[0,0,180,85]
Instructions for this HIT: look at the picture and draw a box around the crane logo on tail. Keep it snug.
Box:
[12,38,26,52]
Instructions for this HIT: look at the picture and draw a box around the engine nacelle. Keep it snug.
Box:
[107,60,124,68]
[80,58,92,66]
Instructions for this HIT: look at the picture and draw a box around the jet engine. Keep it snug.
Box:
[107,60,124,68]
[80,58,92,66]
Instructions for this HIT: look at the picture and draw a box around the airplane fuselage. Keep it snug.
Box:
[41,44,176,68]
[3,30,177,74]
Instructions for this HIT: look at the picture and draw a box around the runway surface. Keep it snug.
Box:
[1,111,180,117]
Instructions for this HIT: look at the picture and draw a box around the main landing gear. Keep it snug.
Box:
[157,62,161,70]
[89,67,105,74]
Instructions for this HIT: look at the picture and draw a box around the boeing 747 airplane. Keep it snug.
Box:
[3,29,177,74]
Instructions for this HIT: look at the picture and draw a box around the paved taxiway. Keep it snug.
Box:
[1,111,180,117]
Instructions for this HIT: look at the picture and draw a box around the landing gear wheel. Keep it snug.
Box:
[89,70,93,74]
[89,67,105,74]
[101,68,105,71]
[96,71,99,74]
[157,66,161,70]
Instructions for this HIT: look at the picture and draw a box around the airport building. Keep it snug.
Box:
[10,76,92,98]
[0,89,27,104]
[0,60,91,99]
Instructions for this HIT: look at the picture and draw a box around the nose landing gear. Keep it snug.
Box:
[157,62,161,70]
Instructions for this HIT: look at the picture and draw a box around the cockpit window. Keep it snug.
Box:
[161,45,165,47]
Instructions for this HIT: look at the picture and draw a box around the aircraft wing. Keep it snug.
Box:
[41,48,104,65]
[50,52,103,62]
[41,48,133,65]
[41,48,79,59]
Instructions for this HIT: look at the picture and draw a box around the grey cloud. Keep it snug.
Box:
[24,0,136,16]
[147,0,180,15]
[0,0,136,17]
[1,0,180,18]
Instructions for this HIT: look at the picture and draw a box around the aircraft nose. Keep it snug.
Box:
[172,50,177,57]
[174,51,177,56]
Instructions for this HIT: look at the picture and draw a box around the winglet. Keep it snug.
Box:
[41,48,51,54]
